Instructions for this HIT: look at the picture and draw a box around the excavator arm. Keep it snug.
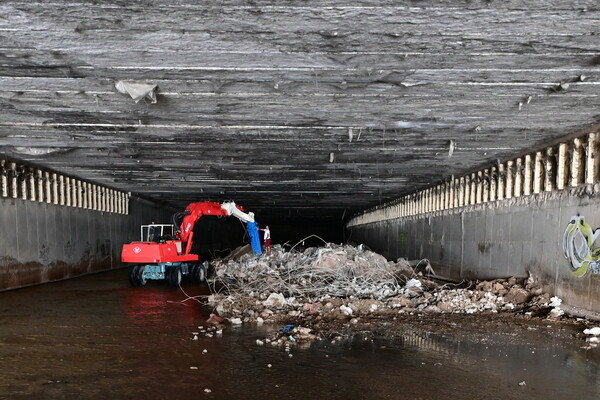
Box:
[178,201,262,255]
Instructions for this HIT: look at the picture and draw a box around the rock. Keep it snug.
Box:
[206,313,224,325]
[263,293,287,308]
[340,305,353,316]
[505,287,531,304]
[492,283,504,293]
[437,301,455,313]
[302,303,322,314]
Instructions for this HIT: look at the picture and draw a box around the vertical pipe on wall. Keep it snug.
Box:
[557,143,569,190]
[571,137,585,187]
[523,154,533,196]
[59,175,65,205]
[586,132,598,184]
[544,147,556,191]
[505,161,514,199]
[534,151,544,194]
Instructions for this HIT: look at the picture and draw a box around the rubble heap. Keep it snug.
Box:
[206,243,563,326]
[211,244,414,300]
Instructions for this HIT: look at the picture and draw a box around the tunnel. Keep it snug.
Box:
[1,1,600,398]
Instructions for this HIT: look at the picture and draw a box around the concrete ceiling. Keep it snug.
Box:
[1,0,599,220]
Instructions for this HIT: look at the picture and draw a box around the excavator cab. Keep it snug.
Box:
[141,224,175,243]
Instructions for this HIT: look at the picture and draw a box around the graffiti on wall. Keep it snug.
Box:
[563,216,600,278]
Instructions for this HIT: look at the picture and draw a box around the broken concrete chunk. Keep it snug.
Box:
[505,287,531,304]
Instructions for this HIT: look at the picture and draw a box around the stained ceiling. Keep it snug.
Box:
[1,0,599,220]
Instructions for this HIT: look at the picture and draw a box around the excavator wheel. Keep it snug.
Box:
[129,265,141,287]
[196,264,207,283]
[167,267,182,287]
[190,264,207,283]
[136,265,147,286]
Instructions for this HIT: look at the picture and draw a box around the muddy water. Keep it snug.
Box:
[0,270,599,400]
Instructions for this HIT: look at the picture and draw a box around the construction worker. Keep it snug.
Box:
[260,225,271,254]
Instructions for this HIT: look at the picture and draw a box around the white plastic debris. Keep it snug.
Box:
[190,366,198,370]
[230,317,243,325]
[204,388,212,393]
[340,305,353,316]
[406,279,422,290]
[115,80,158,103]
[549,296,562,307]
[583,327,600,336]
[256,339,264,346]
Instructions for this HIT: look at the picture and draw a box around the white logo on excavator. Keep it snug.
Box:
[133,246,142,254]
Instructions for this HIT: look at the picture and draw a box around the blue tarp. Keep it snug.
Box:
[246,221,262,255]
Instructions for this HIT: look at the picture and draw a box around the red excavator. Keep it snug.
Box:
[122,201,262,287]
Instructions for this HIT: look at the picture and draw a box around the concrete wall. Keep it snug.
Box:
[0,196,171,291]
[347,189,600,314]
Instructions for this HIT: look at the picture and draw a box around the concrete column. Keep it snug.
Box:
[452,178,459,208]
[481,169,489,203]
[52,173,58,205]
[557,143,569,190]
[544,147,556,191]
[534,151,544,194]
[29,167,36,201]
[497,164,505,200]
[20,168,27,201]
[489,166,497,202]
[10,163,17,199]
[73,179,79,207]
[66,177,72,207]
[0,160,7,197]
[44,171,51,203]
[37,169,44,202]
[458,176,465,207]
[470,173,477,205]
[464,175,471,206]
[523,154,533,196]
[476,171,483,204]
[505,161,514,199]
[514,158,522,197]
[586,132,599,184]
[82,182,88,208]
[571,137,585,187]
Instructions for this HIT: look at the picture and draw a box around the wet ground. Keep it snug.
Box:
[0,269,599,400]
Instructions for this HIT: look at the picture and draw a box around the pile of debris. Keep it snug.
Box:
[206,243,564,328]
